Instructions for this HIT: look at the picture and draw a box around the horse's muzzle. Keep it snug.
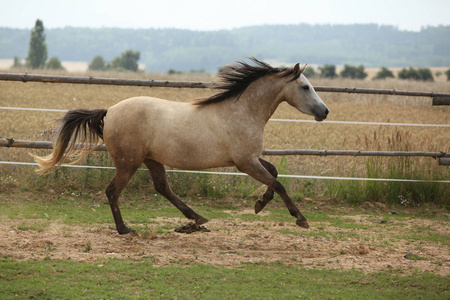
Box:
[315,108,329,122]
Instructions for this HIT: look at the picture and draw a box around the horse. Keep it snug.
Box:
[31,58,329,234]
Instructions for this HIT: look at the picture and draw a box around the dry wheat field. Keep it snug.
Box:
[1,73,449,155]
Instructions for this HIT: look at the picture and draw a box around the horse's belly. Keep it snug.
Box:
[148,142,234,170]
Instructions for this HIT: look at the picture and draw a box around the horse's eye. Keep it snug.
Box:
[302,85,310,91]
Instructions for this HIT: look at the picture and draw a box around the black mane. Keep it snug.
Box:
[194,57,301,105]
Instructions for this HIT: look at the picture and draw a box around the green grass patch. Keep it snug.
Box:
[0,259,448,299]
[1,195,446,233]
[16,221,50,232]
[0,194,233,229]
[393,232,449,246]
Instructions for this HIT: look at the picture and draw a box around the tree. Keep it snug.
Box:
[319,64,337,78]
[398,67,434,81]
[445,69,450,81]
[373,67,395,80]
[88,55,107,71]
[356,65,368,79]
[340,64,354,79]
[302,66,316,78]
[108,50,140,72]
[398,68,420,80]
[26,19,48,69]
[417,68,434,81]
[11,56,23,68]
[340,64,368,79]
[120,50,140,71]
[168,69,182,75]
[45,56,65,70]
[110,56,123,70]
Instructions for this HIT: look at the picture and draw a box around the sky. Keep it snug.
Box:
[0,0,448,32]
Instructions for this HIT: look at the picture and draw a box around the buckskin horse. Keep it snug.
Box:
[32,58,329,234]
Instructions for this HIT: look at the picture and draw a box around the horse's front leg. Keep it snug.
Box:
[236,157,309,228]
[254,158,277,214]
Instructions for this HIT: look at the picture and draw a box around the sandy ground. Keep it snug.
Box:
[1,208,448,276]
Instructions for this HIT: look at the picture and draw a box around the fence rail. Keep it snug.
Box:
[1,72,449,104]
[1,139,448,163]
[1,160,449,183]
[0,73,213,88]
[2,106,449,127]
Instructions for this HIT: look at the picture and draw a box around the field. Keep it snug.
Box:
[1,195,449,298]
[0,68,449,298]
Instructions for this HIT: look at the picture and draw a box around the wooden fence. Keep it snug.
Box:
[1,72,450,105]
[1,73,449,169]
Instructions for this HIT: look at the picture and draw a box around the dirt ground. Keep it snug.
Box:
[1,207,448,276]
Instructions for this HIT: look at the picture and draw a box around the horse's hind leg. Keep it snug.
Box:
[254,158,277,214]
[144,158,209,225]
[106,164,140,234]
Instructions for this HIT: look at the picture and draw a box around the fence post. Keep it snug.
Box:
[439,157,450,165]
[432,96,450,105]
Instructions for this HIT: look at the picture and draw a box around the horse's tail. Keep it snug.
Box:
[31,108,108,174]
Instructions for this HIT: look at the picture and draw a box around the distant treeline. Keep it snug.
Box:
[303,64,444,81]
[1,24,449,72]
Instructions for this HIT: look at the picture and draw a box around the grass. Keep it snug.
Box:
[1,193,446,242]
[393,230,449,246]
[0,191,448,298]
[1,259,448,299]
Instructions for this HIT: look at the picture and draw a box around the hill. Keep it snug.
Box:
[0,24,449,72]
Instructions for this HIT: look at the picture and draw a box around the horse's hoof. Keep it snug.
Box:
[254,200,265,214]
[118,227,138,235]
[196,216,209,225]
[128,229,139,236]
[296,218,309,229]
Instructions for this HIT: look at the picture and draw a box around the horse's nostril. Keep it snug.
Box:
[325,108,329,115]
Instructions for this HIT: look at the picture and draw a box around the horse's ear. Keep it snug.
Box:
[293,63,300,76]
[301,63,308,73]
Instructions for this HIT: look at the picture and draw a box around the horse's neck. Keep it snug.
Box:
[240,77,285,124]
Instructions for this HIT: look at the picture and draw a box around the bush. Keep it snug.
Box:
[445,69,450,81]
[88,51,140,72]
[340,64,367,79]
[417,68,434,81]
[88,55,107,71]
[398,67,420,80]
[111,50,140,72]
[319,64,337,78]
[45,56,65,70]
[168,69,182,75]
[398,67,434,81]
[302,66,316,78]
[373,67,395,80]
[11,56,23,69]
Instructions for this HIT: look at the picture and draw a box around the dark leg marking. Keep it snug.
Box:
[254,158,278,214]
[106,165,140,235]
[236,158,308,228]
[144,159,209,225]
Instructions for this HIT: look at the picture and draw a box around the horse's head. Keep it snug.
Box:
[282,63,329,121]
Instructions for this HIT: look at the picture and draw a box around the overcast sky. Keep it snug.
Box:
[0,0,448,32]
